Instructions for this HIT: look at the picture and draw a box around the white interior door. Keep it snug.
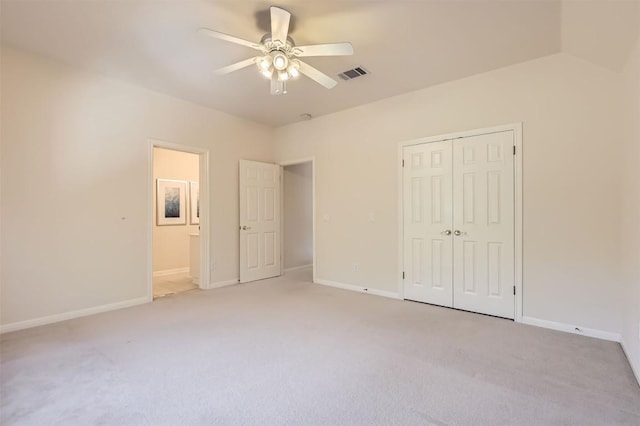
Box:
[239,160,281,283]
[403,141,454,307]
[452,132,515,319]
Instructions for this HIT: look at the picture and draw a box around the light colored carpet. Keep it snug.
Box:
[1,267,639,425]
[153,272,198,299]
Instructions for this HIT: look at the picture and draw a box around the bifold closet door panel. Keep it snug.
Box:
[403,141,454,307]
[452,132,515,319]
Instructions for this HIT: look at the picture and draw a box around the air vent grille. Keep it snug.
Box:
[338,66,368,81]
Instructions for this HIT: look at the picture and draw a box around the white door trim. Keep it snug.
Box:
[397,123,523,322]
[148,139,211,300]
[279,157,316,283]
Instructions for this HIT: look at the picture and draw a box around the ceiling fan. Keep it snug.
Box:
[199,6,354,95]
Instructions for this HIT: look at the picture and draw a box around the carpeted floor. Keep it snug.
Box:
[1,267,639,425]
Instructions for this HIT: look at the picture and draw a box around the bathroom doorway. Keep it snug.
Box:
[149,141,210,300]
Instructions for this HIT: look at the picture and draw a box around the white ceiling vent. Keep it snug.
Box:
[337,66,368,81]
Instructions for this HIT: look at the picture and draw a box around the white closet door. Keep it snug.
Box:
[239,160,281,283]
[452,131,515,319]
[403,141,454,307]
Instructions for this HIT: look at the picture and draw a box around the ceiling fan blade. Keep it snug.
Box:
[294,43,354,57]
[214,57,258,75]
[298,61,337,89]
[198,28,263,51]
[270,6,291,45]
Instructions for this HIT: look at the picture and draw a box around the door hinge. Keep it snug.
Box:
[402,159,405,167]
[513,286,516,295]
[402,271,405,279]
[513,146,516,155]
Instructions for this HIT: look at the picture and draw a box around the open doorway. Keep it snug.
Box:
[281,159,314,283]
[149,141,210,300]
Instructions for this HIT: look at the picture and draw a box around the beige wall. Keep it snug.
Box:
[275,53,626,335]
[283,162,313,270]
[0,47,274,326]
[620,22,640,380]
[153,148,199,273]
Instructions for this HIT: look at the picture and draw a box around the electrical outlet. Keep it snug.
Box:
[352,263,359,272]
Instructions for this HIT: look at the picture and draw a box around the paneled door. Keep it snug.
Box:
[403,141,454,307]
[452,132,514,318]
[402,131,515,319]
[239,160,281,283]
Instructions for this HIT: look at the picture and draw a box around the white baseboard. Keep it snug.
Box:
[620,338,640,387]
[153,267,189,277]
[0,296,150,334]
[521,316,621,342]
[284,264,313,273]
[203,278,240,290]
[315,278,401,300]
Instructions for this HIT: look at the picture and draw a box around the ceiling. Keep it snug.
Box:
[1,1,566,126]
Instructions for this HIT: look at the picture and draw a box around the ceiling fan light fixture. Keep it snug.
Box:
[287,61,300,78]
[272,52,288,71]
[278,70,289,81]
[261,68,273,79]
[258,56,272,70]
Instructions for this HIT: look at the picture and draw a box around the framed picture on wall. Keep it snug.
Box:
[190,181,199,225]
[157,179,187,226]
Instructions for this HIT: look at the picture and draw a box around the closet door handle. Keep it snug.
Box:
[441,230,452,236]
[454,230,462,236]
[241,225,252,230]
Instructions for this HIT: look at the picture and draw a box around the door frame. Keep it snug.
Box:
[147,139,211,300]
[279,157,316,283]
[397,123,523,322]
